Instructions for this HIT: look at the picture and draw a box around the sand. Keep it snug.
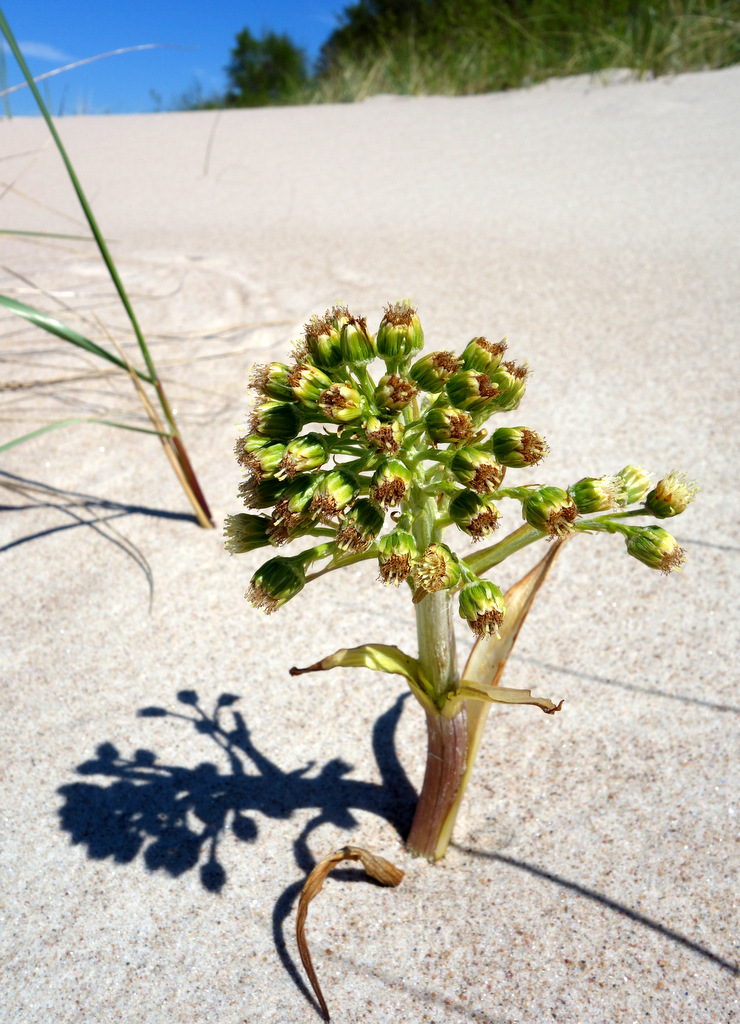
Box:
[1,67,739,1023]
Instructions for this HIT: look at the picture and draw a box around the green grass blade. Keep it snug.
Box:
[0,8,162,395]
[0,417,171,454]
[0,293,154,383]
[0,229,97,241]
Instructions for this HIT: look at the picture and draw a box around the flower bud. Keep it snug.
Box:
[249,362,295,402]
[364,415,403,454]
[238,475,284,509]
[461,336,508,374]
[250,399,302,441]
[376,301,424,366]
[449,489,501,540]
[644,471,698,518]
[490,426,548,468]
[522,486,578,537]
[625,526,686,574]
[445,370,500,413]
[336,498,385,552]
[425,405,475,445]
[569,475,619,514]
[377,529,418,586]
[371,459,413,509]
[318,382,366,423]
[340,314,376,366]
[289,364,334,411]
[278,432,328,479]
[374,372,417,412]
[488,361,529,411]
[458,579,506,637]
[234,432,271,468]
[247,555,306,613]
[614,465,651,506]
[310,468,360,519]
[272,474,318,533]
[304,311,344,371]
[413,543,462,593]
[223,513,273,554]
[242,440,286,481]
[450,447,506,494]
[409,351,461,394]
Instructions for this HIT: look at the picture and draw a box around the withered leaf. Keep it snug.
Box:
[296,845,404,1021]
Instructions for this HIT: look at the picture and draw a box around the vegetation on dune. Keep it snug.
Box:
[185,0,740,109]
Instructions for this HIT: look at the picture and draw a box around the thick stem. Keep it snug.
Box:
[407,495,468,859]
[406,705,468,860]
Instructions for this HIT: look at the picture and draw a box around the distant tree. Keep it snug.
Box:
[225,28,308,107]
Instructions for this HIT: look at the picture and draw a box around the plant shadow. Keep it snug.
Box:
[57,687,417,1014]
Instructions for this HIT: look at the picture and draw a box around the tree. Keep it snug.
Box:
[225,28,308,107]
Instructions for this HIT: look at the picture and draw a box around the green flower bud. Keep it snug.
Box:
[461,336,508,374]
[278,432,328,479]
[413,543,462,593]
[445,370,500,414]
[458,579,507,638]
[425,405,475,445]
[625,526,686,574]
[336,498,385,552]
[377,529,418,586]
[249,362,295,402]
[449,489,501,540]
[409,351,461,394]
[644,471,698,518]
[304,311,344,371]
[250,399,302,441]
[247,555,306,613]
[242,441,286,481]
[340,314,376,366]
[614,465,651,506]
[318,382,366,423]
[488,361,529,411]
[310,468,360,519]
[371,459,414,509]
[289,364,334,411]
[522,486,578,537]
[223,513,273,554]
[374,372,418,413]
[450,447,506,494]
[234,432,271,468]
[569,475,619,514]
[238,475,284,509]
[364,415,403,454]
[376,301,424,366]
[272,474,318,534]
[490,426,548,468]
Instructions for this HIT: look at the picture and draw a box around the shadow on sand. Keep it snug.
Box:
[57,687,417,1014]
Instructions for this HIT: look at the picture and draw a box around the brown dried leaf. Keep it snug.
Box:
[296,845,404,1021]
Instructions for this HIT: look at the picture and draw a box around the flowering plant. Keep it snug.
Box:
[226,301,695,860]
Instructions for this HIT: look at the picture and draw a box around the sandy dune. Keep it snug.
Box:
[1,67,739,1023]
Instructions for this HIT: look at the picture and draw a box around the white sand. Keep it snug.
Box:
[1,68,739,1023]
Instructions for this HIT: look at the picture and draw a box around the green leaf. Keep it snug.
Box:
[0,417,170,454]
[0,293,153,382]
[290,643,434,710]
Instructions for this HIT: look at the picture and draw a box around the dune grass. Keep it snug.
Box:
[0,8,213,526]
[309,0,740,103]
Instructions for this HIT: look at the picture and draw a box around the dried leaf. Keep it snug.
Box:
[461,539,568,757]
[456,682,564,714]
[296,845,404,1021]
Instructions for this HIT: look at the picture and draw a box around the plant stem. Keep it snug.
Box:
[406,494,468,859]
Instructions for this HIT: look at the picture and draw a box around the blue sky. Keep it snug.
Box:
[0,1,347,116]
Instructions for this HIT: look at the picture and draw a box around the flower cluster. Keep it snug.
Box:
[226,303,695,634]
